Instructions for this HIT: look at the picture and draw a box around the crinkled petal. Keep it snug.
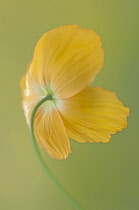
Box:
[22,96,71,159]
[58,87,130,143]
[22,94,42,125]
[27,25,104,99]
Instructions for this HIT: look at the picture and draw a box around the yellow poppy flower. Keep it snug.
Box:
[21,25,130,160]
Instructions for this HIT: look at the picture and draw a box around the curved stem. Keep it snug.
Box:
[30,94,83,210]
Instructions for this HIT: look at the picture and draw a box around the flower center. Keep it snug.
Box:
[38,85,62,110]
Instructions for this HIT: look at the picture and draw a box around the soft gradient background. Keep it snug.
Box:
[0,0,138,210]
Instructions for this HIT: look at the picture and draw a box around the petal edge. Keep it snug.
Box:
[58,87,130,143]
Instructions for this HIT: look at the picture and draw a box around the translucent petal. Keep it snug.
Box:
[58,87,130,143]
[27,25,104,99]
[23,96,71,159]
[35,104,71,159]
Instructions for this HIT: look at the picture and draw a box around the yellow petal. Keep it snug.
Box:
[22,96,71,159]
[35,104,71,159]
[22,94,42,125]
[58,87,130,143]
[28,25,104,99]
[20,75,26,97]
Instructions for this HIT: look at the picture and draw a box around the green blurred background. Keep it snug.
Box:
[0,0,139,209]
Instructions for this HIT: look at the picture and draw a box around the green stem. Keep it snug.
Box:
[30,94,83,210]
